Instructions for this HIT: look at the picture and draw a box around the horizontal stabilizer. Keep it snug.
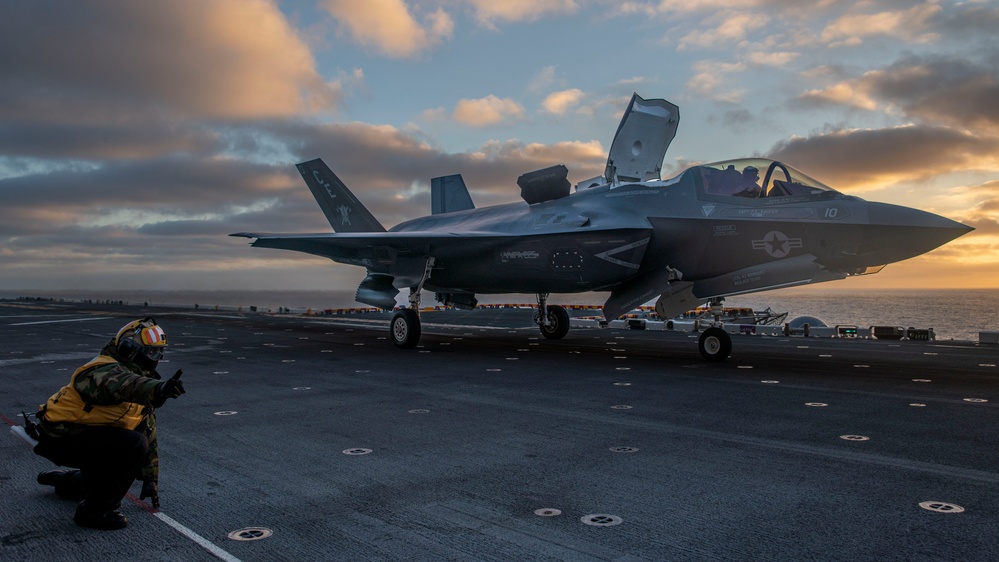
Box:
[431,174,475,214]
[297,158,386,233]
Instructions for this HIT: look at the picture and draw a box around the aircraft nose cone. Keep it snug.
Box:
[864,202,973,263]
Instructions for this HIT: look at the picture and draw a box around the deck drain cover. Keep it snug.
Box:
[912,379,932,383]
[805,402,828,407]
[840,435,870,441]
[613,382,631,386]
[910,403,927,407]
[342,448,372,455]
[408,409,430,414]
[228,527,273,541]
[611,405,633,410]
[292,387,311,391]
[581,514,622,527]
[919,501,965,513]
[610,446,639,453]
[964,398,988,403]
[535,508,561,517]
[761,380,780,384]
[214,411,238,416]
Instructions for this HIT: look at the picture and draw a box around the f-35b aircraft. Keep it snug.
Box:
[232,94,971,360]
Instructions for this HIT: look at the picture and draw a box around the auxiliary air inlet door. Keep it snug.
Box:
[605,93,679,186]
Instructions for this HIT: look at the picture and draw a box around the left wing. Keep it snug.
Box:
[230,231,511,264]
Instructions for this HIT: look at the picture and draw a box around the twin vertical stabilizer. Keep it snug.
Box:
[296,159,386,232]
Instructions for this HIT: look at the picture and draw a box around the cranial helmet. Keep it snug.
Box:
[114,317,167,371]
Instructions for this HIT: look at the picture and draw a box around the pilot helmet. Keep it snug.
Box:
[114,317,167,371]
[743,165,759,177]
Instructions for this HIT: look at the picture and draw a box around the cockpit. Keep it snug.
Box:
[696,158,838,199]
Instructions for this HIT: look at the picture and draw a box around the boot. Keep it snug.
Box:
[37,469,87,501]
[74,503,128,530]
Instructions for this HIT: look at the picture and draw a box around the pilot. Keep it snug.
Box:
[734,165,761,197]
[32,318,186,530]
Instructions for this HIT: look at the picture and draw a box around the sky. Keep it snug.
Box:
[1,0,997,298]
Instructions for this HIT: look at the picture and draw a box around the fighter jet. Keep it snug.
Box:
[231,94,971,360]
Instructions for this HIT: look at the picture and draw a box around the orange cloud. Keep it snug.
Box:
[0,0,339,123]
[322,0,453,58]
[452,96,526,127]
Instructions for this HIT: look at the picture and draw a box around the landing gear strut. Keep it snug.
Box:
[390,258,434,349]
[534,293,570,340]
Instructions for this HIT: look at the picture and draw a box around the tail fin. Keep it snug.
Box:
[431,174,475,215]
[296,158,386,232]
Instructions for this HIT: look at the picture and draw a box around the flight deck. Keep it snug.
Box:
[1,299,997,561]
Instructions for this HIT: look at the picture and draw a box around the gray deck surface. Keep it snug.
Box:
[2,299,997,561]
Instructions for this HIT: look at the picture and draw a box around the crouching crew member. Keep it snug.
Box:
[33,318,186,530]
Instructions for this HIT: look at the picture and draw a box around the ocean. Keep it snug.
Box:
[3,288,998,343]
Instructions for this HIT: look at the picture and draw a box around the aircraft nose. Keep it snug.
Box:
[864,202,973,263]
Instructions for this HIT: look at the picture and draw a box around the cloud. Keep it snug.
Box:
[793,55,999,132]
[322,0,453,58]
[820,3,941,45]
[452,96,526,127]
[677,11,769,51]
[465,0,578,27]
[542,89,585,115]
[686,60,747,102]
[767,125,999,192]
[529,66,561,93]
[0,1,339,125]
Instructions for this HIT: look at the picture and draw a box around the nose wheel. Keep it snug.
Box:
[698,327,731,361]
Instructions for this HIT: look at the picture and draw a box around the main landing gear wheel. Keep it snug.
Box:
[390,308,421,349]
[539,304,570,340]
[698,327,731,361]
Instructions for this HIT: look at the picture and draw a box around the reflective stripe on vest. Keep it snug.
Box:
[42,356,146,430]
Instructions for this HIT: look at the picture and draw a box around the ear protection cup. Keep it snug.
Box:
[117,336,142,361]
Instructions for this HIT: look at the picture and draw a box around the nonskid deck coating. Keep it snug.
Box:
[1,300,997,561]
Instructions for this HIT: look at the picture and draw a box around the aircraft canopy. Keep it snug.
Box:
[696,158,837,198]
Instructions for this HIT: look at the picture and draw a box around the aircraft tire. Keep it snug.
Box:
[391,309,421,348]
[540,305,570,340]
[698,327,731,361]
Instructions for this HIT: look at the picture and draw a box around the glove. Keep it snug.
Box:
[152,369,185,408]
[140,479,160,509]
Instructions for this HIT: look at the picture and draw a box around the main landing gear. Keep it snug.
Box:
[391,289,572,348]
[390,308,421,348]
[535,293,570,340]
[390,259,433,349]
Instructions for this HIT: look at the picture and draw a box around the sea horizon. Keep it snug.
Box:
[3,287,997,343]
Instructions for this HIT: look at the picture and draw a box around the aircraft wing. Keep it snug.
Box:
[230,231,516,263]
